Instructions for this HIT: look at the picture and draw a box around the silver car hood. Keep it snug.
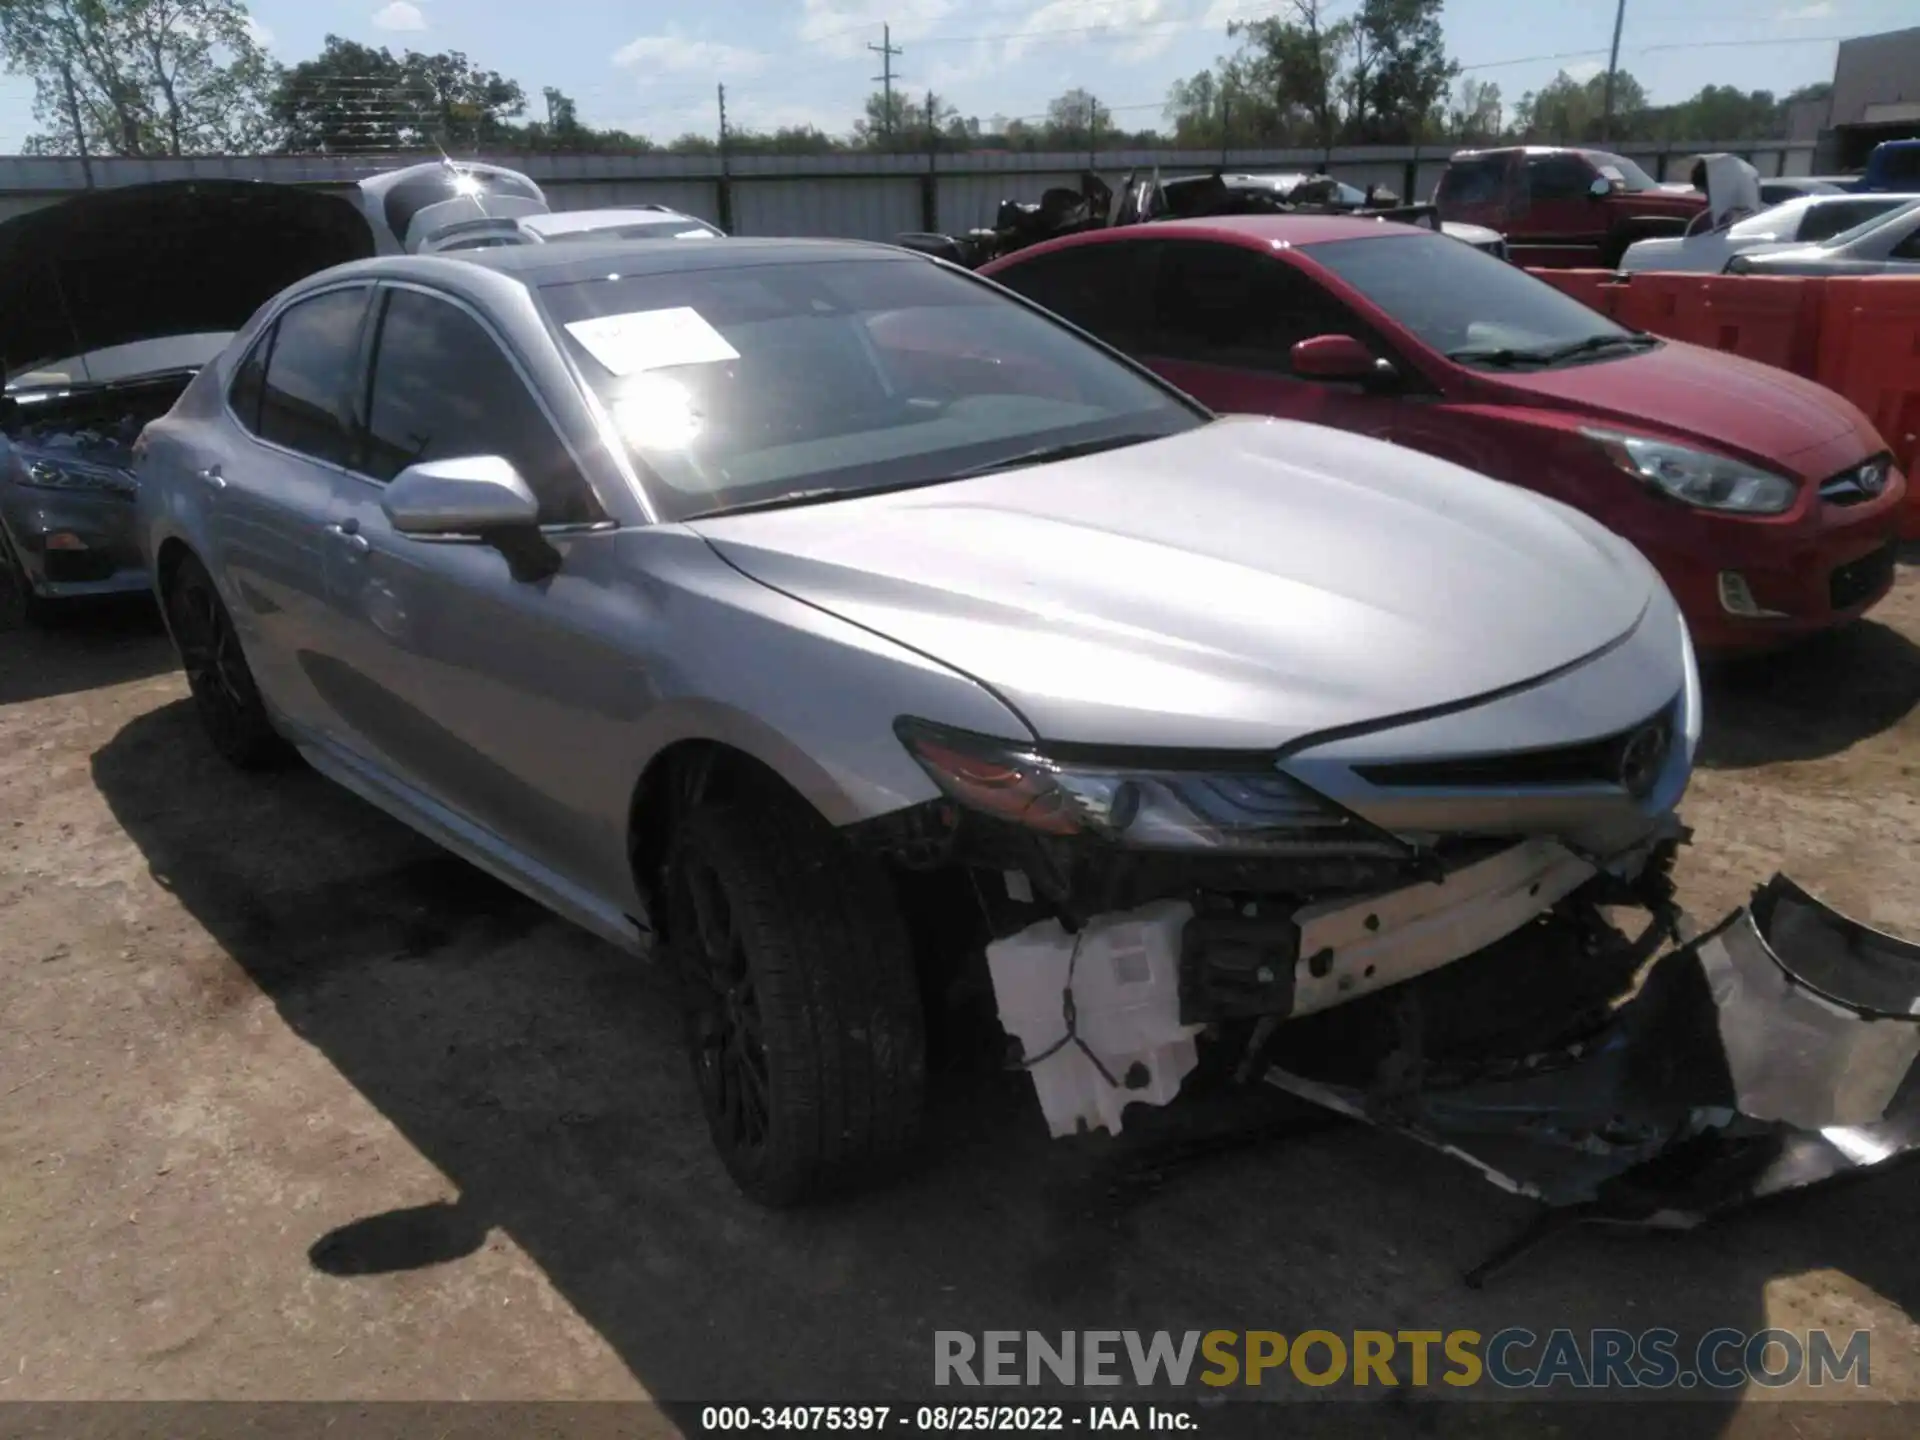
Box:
[690,416,1655,750]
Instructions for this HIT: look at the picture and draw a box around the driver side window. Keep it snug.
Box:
[1142,241,1385,375]
[357,287,600,526]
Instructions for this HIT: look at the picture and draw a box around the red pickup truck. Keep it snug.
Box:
[1435,146,1708,269]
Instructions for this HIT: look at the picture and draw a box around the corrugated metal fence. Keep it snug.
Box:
[0,140,1822,237]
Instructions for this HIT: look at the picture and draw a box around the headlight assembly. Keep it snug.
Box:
[894,718,1406,857]
[1582,427,1798,515]
[19,456,137,497]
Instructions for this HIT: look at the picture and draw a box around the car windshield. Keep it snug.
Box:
[1588,152,1661,192]
[539,255,1204,521]
[1304,231,1637,367]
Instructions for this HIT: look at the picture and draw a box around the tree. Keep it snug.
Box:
[268,34,525,153]
[1448,76,1502,142]
[1163,68,1224,147]
[2,0,277,156]
[1512,67,1647,143]
[852,89,959,150]
[1229,2,1349,150]
[1352,0,1457,142]
[1043,87,1110,149]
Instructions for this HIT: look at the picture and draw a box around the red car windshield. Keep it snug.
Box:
[1303,232,1645,368]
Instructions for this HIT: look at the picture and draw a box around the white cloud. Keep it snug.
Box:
[1003,0,1180,64]
[371,2,427,32]
[613,28,770,78]
[1565,59,1605,83]
[243,17,275,49]
[797,0,959,59]
[1778,2,1836,18]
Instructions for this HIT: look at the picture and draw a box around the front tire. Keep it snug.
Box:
[665,795,926,1206]
[0,528,47,631]
[163,551,289,769]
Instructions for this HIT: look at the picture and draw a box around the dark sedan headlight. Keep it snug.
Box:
[895,718,1405,857]
[18,456,138,497]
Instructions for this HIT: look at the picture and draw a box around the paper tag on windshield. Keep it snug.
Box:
[564,307,739,376]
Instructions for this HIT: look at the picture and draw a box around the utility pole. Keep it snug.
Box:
[59,62,94,189]
[869,23,903,138]
[716,83,733,234]
[1219,84,1232,170]
[1601,0,1626,142]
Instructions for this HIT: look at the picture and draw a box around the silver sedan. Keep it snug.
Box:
[135,238,1699,1203]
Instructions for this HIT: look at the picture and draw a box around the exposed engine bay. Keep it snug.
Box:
[2,370,196,488]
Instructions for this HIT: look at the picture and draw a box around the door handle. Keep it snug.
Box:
[325,521,370,555]
[196,463,226,490]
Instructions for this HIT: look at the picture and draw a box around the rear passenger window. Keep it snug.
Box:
[227,328,274,434]
[256,287,371,465]
[1799,201,1891,243]
[359,287,598,526]
[994,244,1145,348]
[1441,157,1507,206]
[1144,242,1373,372]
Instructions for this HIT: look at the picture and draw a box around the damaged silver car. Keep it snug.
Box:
[0,178,375,625]
[131,236,1916,1221]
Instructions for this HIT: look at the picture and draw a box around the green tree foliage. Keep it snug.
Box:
[1,0,276,155]
[269,34,526,152]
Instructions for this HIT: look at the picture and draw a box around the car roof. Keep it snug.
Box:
[450,234,907,284]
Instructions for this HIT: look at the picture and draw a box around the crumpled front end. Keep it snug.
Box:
[1265,873,1920,1227]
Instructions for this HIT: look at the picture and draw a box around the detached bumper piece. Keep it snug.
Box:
[1267,874,1920,1243]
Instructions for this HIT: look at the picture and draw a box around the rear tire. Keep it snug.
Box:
[163,551,290,770]
[665,794,926,1206]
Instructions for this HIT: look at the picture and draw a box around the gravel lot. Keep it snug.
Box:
[3,568,1919,1436]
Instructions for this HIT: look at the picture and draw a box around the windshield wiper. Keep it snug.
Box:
[943,431,1165,480]
[1447,332,1658,368]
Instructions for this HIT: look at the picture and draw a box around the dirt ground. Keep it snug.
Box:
[3,566,1920,1436]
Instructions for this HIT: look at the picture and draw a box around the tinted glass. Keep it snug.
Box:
[1527,153,1595,201]
[361,288,596,525]
[1305,232,1629,362]
[257,287,369,464]
[991,243,1144,345]
[1143,243,1366,370]
[382,169,543,250]
[1439,157,1506,206]
[1799,199,1900,243]
[227,326,273,433]
[538,255,1201,522]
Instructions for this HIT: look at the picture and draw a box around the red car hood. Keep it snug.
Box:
[1490,340,1874,474]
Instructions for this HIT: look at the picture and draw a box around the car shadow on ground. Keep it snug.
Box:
[0,596,172,706]
[1697,619,1920,770]
[89,700,1920,1438]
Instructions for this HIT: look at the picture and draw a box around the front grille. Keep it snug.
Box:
[1829,542,1896,612]
[1354,702,1676,795]
[1819,455,1892,507]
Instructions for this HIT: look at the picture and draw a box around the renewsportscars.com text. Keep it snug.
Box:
[933,1329,1872,1391]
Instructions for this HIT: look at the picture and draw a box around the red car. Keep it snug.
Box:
[979,215,1905,652]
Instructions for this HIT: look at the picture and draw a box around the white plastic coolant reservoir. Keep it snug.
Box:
[984,900,1202,1138]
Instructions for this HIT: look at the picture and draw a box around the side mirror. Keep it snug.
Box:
[1290,334,1378,383]
[381,454,560,583]
[1588,177,1613,200]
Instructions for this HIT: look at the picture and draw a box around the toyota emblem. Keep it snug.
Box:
[1617,724,1668,798]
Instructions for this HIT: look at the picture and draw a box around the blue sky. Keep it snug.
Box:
[1,0,1914,151]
